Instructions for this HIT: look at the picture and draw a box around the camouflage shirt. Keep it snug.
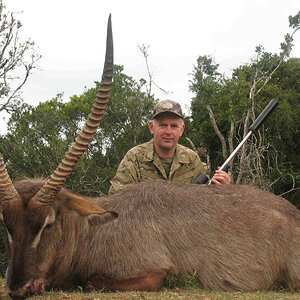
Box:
[108,139,207,195]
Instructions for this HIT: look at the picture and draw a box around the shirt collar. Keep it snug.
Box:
[143,139,190,164]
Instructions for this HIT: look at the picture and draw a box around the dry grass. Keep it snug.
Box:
[1,277,300,300]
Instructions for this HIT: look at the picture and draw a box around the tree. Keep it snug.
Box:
[189,12,300,194]
[138,44,171,98]
[0,65,156,196]
[234,10,299,184]
[189,55,235,172]
[0,0,41,113]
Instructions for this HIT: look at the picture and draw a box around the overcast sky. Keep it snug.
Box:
[2,0,300,132]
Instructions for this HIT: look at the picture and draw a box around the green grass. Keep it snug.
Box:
[1,277,300,300]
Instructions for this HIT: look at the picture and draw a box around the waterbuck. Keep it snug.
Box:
[0,15,300,300]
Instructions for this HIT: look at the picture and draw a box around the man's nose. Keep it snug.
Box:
[164,126,172,134]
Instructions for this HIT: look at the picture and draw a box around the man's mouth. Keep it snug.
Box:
[162,137,173,142]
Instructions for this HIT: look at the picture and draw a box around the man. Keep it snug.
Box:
[109,99,231,195]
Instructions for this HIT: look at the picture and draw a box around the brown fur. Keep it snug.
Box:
[2,178,300,298]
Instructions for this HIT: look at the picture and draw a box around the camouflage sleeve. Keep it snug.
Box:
[108,151,139,195]
[192,154,209,183]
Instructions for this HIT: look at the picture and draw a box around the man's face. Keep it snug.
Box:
[149,112,185,154]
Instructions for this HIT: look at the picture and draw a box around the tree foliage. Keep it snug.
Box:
[0,0,41,113]
[189,12,300,205]
[0,65,156,196]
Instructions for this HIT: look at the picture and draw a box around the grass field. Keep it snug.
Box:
[1,277,300,300]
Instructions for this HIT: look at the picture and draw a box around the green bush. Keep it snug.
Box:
[164,272,199,289]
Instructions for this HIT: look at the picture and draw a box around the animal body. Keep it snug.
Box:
[0,14,299,300]
[1,178,300,299]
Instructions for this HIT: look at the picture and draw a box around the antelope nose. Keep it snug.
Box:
[8,284,30,300]
[8,291,26,300]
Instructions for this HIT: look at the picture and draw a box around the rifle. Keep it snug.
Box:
[194,99,279,184]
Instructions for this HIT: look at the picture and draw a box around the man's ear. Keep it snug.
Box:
[148,120,154,134]
[180,123,185,136]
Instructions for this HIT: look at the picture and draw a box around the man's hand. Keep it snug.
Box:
[211,168,231,185]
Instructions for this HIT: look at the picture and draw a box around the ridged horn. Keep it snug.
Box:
[0,153,21,203]
[32,15,113,205]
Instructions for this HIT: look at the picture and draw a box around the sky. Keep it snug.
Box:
[1,0,300,133]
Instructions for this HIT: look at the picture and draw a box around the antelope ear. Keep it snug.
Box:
[88,211,118,226]
[67,194,118,225]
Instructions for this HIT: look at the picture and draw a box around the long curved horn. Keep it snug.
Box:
[0,153,21,202]
[32,15,113,205]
